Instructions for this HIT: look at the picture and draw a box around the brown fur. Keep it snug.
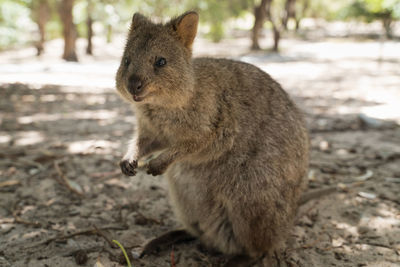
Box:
[115,11,309,259]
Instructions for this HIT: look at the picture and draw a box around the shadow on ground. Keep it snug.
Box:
[0,82,399,267]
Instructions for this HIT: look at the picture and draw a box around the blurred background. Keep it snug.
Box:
[1,0,400,54]
[1,1,400,267]
[0,0,399,118]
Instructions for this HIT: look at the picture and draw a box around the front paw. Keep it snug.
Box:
[119,159,138,176]
[146,158,168,176]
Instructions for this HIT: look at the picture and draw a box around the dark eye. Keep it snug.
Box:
[155,57,167,67]
[124,57,130,67]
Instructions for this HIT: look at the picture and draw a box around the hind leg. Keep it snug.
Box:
[223,254,259,267]
[140,229,195,257]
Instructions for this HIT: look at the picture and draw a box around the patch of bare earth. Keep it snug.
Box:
[1,37,399,267]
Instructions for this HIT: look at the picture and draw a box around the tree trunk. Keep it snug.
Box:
[282,0,296,30]
[59,0,78,61]
[272,26,280,52]
[382,16,393,39]
[266,0,282,52]
[251,0,268,50]
[86,0,93,55]
[34,0,50,56]
[295,0,309,31]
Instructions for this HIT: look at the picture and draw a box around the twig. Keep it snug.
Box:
[11,202,41,227]
[93,224,117,248]
[299,187,337,205]
[378,195,400,206]
[296,200,319,222]
[115,204,128,228]
[136,210,162,225]
[301,236,325,249]
[25,224,128,249]
[0,159,43,169]
[171,248,176,267]
[12,212,42,227]
[90,170,121,179]
[287,232,329,252]
[354,170,373,181]
[358,241,397,251]
[19,158,45,170]
[64,247,102,257]
[0,180,21,188]
[53,161,84,198]
[300,174,373,205]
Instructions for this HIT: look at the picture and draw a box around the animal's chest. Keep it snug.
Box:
[142,110,195,140]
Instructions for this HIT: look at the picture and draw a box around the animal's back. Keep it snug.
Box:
[167,57,309,257]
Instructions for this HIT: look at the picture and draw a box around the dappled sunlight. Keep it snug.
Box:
[0,71,117,89]
[0,38,121,89]
[1,10,399,265]
[332,220,359,236]
[71,110,117,120]
[83,95,107,105]
[376,204,400,218]
[14,131,45,146]
[67,139,119,154]
[57,84,114,94]
[39,94,57,102]
[358,213,400,233]
[362,104,400,123]
[22,230,47,240]
[17,110,117,124]
[21,95,36,102]
[18,114,60,124]
[0,134,11,144]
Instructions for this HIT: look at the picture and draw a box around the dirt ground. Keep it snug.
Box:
[0,33,399,267]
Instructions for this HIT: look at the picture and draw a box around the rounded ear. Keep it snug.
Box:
[168,11,199,50]
[130,13,149,31]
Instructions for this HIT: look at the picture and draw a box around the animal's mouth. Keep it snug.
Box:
[125,83,152,103]
[133,94,145,102]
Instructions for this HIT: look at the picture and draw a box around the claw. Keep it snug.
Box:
[146,164,163,176]
[120,159,138,176]
[146,159,169,176]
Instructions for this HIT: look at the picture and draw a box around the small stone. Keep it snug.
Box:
[74,250,88,265]
[29,168,39,175]
[357,226,369,235]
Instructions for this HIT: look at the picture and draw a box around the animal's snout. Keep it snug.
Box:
[128,75,143,95]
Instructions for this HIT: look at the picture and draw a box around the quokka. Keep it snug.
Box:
[115,11,309,266]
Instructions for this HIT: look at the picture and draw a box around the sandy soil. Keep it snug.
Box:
[0,33,399,267]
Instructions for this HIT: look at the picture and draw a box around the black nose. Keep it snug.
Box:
[128,75,143,95]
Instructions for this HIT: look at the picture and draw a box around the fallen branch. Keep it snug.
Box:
[53,161,84,198]
[300,170,373,205]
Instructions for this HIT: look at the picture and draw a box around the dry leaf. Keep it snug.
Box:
[94,259,105,267]
[0,180,21,188]
[358,192,376,200]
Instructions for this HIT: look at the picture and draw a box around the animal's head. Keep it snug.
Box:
[116,11,199,108]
